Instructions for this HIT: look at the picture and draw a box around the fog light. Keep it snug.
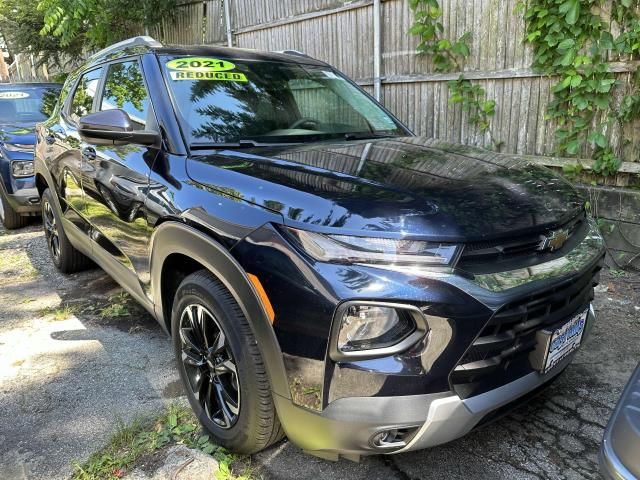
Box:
[337,305,415,352]
[370,426,420,450]
[11,160,34,177]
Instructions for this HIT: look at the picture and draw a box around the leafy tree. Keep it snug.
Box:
[39,0,176,50]
[0,0,84,67]
[38,0,176,50]
[0,0,175,66]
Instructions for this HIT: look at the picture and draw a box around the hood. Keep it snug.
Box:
[0,124,36,146]
[186,137,584,242]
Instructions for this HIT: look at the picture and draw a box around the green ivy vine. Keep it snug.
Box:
[409,0,502,150]
[521,0,640,176]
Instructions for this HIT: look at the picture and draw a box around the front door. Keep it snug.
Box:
[81,59,160,296]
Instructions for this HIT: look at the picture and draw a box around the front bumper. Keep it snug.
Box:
[2,187,40,214]
[1,151,40,214]
[275,306,594,459]
[234,218,605,458]
[0,175,40,214]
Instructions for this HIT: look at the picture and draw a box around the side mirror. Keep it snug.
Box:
[78,109,160,147]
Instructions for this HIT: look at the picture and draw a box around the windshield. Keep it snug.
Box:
[0,86,61,125]
[161,56,405,146]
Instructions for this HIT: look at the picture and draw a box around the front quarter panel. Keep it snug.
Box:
[148,221,291,400]
[230,224,494,410]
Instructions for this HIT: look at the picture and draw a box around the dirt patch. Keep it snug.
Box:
[0,223,180,480]
[162,380,185,399]
[134,446,173,474]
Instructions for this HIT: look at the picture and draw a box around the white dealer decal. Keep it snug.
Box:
[0,91,29,99]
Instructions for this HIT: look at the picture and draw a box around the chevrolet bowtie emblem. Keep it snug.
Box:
[538,229,570,252]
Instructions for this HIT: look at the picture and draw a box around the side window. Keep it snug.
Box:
[100,60,150,130]
[68,68,103,124]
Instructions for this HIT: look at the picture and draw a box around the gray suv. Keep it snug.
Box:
[601,363,640,479]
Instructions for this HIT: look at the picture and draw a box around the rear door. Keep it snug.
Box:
[80,58,160,297]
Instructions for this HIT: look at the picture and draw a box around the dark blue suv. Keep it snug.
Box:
[35,37,605,460]
[0,82,61,229]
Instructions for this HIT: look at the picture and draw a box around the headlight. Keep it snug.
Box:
[287,228,460,266]
[11,160,34,177]
[4,143,34,152]
[331,303,428,359]
[337,305,414,352]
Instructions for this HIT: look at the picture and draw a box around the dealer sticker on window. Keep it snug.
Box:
[166,57,248,82]
[0,91,29,99]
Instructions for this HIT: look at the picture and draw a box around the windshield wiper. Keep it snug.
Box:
[191,140,263,149]
[344,131,398,141]
[191,138,304,150]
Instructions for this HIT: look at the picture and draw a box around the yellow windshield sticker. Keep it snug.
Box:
[169,71,248,82]
[166,57,236,72]
[0,91,29,99]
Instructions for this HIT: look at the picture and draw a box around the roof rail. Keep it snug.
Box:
[89,36,162,60]
[275,49,310,58]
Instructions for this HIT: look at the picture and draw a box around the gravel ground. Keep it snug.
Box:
[0,221,638,480]
[0,222,180,480]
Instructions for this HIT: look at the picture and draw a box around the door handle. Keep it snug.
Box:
[82,147,97,161]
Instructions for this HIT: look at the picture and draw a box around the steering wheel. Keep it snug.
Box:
[289,117,320,130]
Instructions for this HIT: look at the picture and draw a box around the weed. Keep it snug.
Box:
[609,269,627,279]
[71,404,250,480]
[99,292,132,319]
[39,304,82,321]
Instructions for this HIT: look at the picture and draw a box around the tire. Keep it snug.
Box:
[41,188,92,273]
[171,270,284,454]
[0,184,28,230]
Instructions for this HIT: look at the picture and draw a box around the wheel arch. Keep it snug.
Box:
[150,221,291,399]
[35,172,48,198]
[34,162,64,214]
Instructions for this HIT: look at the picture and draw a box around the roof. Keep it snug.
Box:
[0,82,62,88]
[154,45,326,66]
[85,36,326,68]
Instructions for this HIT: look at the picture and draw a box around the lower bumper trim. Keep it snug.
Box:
[3,186,40,213]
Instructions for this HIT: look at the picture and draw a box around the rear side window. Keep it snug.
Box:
[68,68,103,124]
[100,60,150,130]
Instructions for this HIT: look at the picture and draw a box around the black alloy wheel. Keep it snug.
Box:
[40,188,92,273]
[42,197,60,264]
[171,271,284,454]
[179,303,240,429]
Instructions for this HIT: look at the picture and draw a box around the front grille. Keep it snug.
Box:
[458,215,587,273]
[451,260,602,398]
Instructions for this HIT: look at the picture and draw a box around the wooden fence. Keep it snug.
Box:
[7,54,50,82]
[10,0,640,181]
